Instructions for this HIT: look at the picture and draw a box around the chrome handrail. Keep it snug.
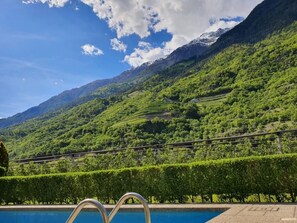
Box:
[66,199,108,223]
[108,192,151,223]
[66,192,151,223]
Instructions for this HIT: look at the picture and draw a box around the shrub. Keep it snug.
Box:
[0,141,8,176]
[0,154,297,204]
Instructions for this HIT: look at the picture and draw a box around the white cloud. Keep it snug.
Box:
[138,41,151,48]
[204,18,241,33]
[81,0,262,39]
[22,0,69,8]
[124,17,243,67]
[124,35,187,67]
[24,0,263,66]
[124,41,170,67]
[81,0,263,66]
[81,0,155,38]
[81,44,103,56]
[110,38,127,52]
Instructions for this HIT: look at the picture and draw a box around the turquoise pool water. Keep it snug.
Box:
[0,210,222,223]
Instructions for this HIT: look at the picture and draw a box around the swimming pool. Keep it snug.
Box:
[0,209,222,223]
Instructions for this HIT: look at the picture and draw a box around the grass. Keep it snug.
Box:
[136,101,169,116]
[111,117,147,128]
[197,93,228,106]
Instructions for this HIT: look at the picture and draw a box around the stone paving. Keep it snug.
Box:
[208,204,297,223]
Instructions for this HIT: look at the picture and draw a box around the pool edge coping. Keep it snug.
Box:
[0,203,231,212]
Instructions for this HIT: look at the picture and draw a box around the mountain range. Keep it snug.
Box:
[0,26,229,129]
[0,0,296,158]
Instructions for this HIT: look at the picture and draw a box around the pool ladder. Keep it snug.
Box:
[66,192,151,223]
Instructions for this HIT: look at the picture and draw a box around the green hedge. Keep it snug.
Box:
[1,154,297,204]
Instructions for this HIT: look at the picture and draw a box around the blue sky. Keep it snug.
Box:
[0,0,262,118]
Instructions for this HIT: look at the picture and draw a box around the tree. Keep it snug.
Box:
[183,103,201,119]
[0,141,9,176]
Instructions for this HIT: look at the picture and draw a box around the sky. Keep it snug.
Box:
[0,0,263,119]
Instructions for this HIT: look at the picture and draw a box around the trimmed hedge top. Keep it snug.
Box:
[1,153,296,204]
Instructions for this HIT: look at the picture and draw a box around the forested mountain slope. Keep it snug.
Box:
[0,0,296,159]
[2,21,296,158]
[206,0,297,57]
[0,20,222,129]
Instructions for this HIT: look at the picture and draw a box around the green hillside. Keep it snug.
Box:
[1,21,296,159]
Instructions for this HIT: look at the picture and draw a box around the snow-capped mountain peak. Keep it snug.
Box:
[189,28,230,46]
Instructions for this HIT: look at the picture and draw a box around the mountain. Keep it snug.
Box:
[142,28,231,76]
[205,0,297,57]
[1,0,296,159]
[0,28,227,129]
[0,79,111,129]
[194,28,231,45]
